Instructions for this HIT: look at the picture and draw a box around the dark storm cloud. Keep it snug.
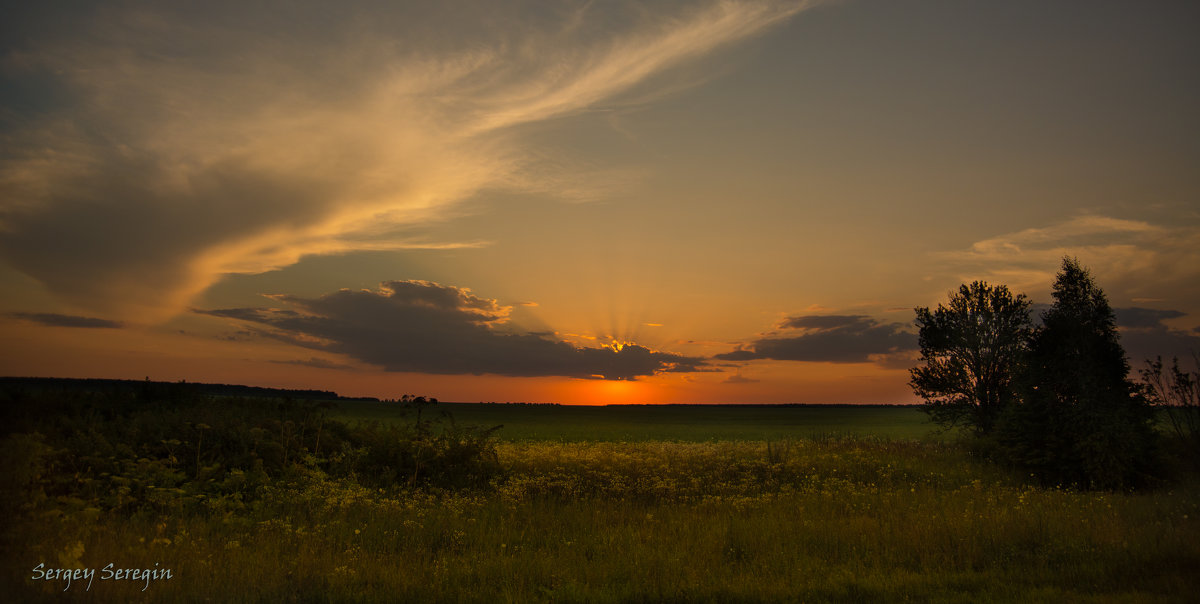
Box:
[1115,307,1186,329]
[7,312,124,328]
[0,153,342,317]
[1012,305,1196,365]
[200,280,708,380]
[1115,307,1200,365]
[715,314,916,364]
[269,357,357,371]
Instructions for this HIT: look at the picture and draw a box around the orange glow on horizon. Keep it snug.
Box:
[594,379,638,405]
[547,376,665,406]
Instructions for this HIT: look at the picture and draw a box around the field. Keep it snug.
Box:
[331,401,937,442]
[2,390,1198,602]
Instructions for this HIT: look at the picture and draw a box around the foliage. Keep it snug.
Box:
[4,383,1198,599]
[910,281,1033,435]
[997,258,1159,489]
[0,385,500,517]
[3,437,1197,602]
[336,417,500,490]
[1141,353,1200,466]
[332,401,938,442]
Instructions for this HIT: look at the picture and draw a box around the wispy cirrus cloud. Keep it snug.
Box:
[459,0,814,133]
[0,0,820,322]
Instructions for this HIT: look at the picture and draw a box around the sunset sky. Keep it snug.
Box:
[2,0,1198,404]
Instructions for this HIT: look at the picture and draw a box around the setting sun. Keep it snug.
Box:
[594,378,640,405]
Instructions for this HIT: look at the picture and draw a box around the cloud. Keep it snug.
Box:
[937,216,1200,360]
[995,304,1196,366]
[716,314,917,364]
[0,0,818,321]
[1115,307,1186,330]
[269,357,358,371]
[935,215,1200,309]
[716,304,1197,371]
[7,312,124,329]
[200,280,707,380]
[1114,307,1200,366]
[968,216,1160,255]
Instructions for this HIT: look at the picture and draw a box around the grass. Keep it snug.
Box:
[2,393,1198,602]
[332,401,940,442]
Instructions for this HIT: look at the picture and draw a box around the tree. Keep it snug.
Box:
[910,281,1033,435]
[999,257,1158,489]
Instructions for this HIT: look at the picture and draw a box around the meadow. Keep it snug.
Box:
[1,385,1197,602]
[332,401,935,442]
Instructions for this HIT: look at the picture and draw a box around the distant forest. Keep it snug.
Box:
[0,376,380,402]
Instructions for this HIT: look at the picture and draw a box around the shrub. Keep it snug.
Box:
[1141,354,1200,468]
[0,384,502,515]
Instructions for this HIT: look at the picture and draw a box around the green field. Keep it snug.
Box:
[2,389,1197,602]
[331,401,940,442]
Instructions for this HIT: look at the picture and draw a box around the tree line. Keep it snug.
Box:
[910,257,1198,489]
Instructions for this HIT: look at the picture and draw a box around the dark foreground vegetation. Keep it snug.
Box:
[2,380,1198,602]
[912,257,1199,490]
[0,383,499,510]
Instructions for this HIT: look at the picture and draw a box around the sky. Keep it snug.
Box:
[1,0,1198,405]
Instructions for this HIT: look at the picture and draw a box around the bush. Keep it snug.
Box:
[0,385,502,516]
[1141,354,1200,469]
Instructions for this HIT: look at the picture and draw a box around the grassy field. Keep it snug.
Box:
[2,391,1197,602]
[331,401,940,442]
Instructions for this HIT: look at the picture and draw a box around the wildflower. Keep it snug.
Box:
[57,541,85,569]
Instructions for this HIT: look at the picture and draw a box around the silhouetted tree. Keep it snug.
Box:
[999,258,1158,489]
[910,281,1033,435]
